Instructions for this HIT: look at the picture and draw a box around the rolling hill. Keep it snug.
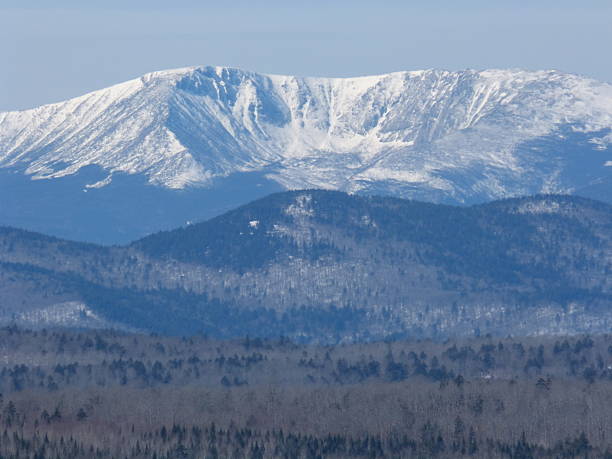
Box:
[0,191,609,341]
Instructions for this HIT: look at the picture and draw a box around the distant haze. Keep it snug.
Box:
[1,0,611,111]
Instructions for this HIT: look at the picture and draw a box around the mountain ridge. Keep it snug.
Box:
[1,65,611,243]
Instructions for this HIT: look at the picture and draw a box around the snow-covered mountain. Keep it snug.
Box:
[1,66,611,242]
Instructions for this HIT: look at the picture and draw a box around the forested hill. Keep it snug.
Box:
[0,191,610,341]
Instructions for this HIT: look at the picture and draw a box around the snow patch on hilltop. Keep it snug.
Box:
[7,301,124,330]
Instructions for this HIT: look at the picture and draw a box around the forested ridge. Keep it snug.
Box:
[0,327,611,457]
[0,191,610,341]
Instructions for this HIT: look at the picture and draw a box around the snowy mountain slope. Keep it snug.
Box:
[1,66,611,195]
[0,66,611,242]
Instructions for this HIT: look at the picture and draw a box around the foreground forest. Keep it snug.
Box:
[0,327,610,457]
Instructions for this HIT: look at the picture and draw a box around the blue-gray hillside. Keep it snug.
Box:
[0,191,609,342]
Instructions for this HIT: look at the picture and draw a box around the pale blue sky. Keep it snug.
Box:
[2,0,611,111]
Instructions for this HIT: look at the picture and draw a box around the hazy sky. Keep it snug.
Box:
[2,0,611,111]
